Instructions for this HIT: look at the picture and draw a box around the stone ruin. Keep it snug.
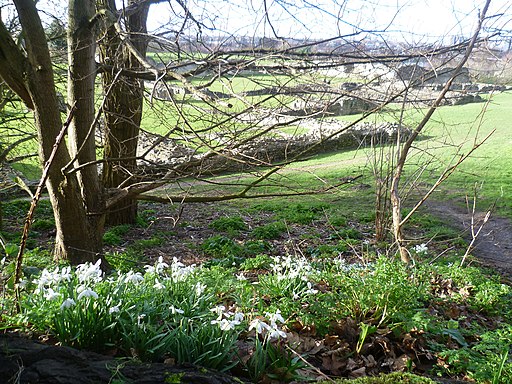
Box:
[135,118,408,176]
[285,97,378,117]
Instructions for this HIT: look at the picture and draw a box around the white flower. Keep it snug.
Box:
[265,310,285,325]
[305,281,318,295]
[77,288,98,300]
[210,305,226,319]
[109,305,120,314]
[236,273,247,281]
[123,271,144,284]
[268,326,287,340]
[195,282,207,296]
[76,259,103,283]
[248,318,270,334]
[1,257,5,266]
[170,305,184,315]
[413,243,428,254]
[233,312,244,322]
[58,266,72,283]
[44,288,61,301]
[144,256,169,275]
[60,298,76,310]
[137,314,147,329]
[153,279,165,290]
[211,318,238,331]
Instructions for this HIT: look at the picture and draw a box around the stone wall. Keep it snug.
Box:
[136,120,408,176]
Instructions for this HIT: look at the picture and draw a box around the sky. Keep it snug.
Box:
[147,0,512,44]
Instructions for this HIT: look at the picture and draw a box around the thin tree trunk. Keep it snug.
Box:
[389,0,491,263]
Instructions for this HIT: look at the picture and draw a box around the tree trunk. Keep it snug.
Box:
[390,174,410,263]
[99,0,149,225]
[67,0,105,254]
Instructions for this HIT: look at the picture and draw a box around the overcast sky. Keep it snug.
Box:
[147,0,512,43]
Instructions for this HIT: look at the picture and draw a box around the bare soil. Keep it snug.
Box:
[424,199,512,278]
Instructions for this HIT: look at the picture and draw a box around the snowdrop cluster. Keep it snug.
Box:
[33,265,72,294]
[144,256,196,281]
[210,305,245,331]
[413,243,428,254]
[248,309,287,340]
[76,259,103,284]
[270,255,315,281]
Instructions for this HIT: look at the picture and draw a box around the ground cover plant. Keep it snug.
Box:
[1,194,512,383]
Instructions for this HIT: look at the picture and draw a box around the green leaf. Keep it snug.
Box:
[442,328,468,347]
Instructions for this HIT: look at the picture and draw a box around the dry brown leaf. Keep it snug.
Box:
[349,367,366,378]
[392,354,415,371]
[321,354,346,375]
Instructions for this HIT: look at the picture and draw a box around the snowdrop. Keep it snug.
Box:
[153,279,165,290]
[60,298,76,310]
[211,318,241,331]
[210,305,226,320]
[249,318,270,334]
[77,288,98,300]
[305,281,318,295]
[413,243,428,254]
[268,326,287,340]
[137,314,147,329]
[170,305,184,315]
[109,305,121,314]
[265,309,285,325]
[44,288,61,301]
[76,260,103,284]
[123,271,144,284]
[195,282,207,296]
[144,256,169,275]
[233,312,244,322]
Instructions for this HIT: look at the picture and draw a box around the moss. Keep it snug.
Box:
[324,372,437,384]
[164,372,185,383]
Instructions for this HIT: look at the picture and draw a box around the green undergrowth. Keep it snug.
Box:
[2,246,511,382]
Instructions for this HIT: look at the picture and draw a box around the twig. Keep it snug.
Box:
[285,345,335,383]
[13,104,76,311]
[461,185,493,267]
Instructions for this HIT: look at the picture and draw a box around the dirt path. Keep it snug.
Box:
[424,200,512,278]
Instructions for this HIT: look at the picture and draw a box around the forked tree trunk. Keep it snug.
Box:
[99,0,149,225]
[0,0,101,265]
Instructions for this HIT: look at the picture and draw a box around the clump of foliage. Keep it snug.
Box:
[251,221,287,239]
[209,216,247,233]
[103,224,131,246]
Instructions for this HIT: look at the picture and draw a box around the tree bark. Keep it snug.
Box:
[0,0,100,264]
[67,0,105,254]
[99,0,149,225]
